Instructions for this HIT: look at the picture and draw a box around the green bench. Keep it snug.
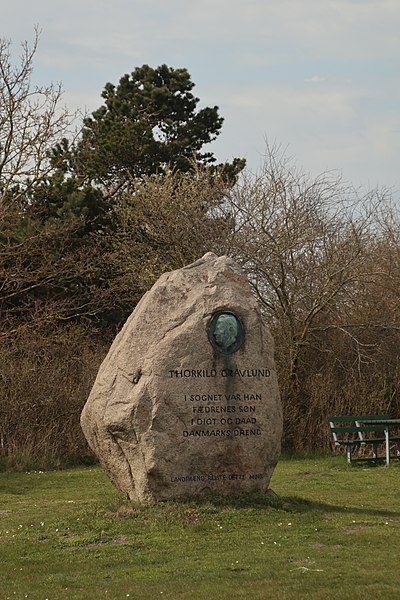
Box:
[326,414,400,463]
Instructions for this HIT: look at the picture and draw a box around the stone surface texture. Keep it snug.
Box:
[81,253,282,503]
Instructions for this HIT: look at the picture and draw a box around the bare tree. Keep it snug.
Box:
[217,146,400,449]
[222,146,391,386]
[0,28,74,210]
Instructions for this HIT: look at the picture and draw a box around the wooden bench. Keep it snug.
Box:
[326,414,400,463]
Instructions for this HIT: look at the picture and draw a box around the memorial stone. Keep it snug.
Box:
[81,253,282,503]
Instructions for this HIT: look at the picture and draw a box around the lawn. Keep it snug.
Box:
[1,455,399,599]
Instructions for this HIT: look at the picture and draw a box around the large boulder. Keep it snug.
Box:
[81,253,282,503]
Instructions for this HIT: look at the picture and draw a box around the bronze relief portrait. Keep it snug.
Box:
[208,310,244,355]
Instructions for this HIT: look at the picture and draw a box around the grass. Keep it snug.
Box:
[1,455,400,599]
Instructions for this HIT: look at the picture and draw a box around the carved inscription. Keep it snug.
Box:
[169,368,271,378]
[168,368,271,439]
[183,392,262,437]
[170,472,266,483]
[166,366,273,484]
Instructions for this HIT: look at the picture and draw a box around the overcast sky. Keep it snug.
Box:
[2,0,400,193]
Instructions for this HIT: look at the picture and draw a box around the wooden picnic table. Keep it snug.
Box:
[362,419,400,464]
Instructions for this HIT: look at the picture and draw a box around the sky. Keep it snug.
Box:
[2,0,400,194]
